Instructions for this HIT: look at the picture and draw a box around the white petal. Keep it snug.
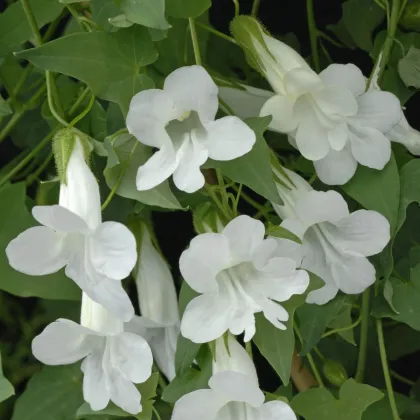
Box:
[127,89,177,148]
[81,350,109,411]
[172,389,223,420]
[32,205,89,233]
[349,126,391,170]
[259,299,288,330]
[136,144,178,191]
[213,334,259,383]
[164,65,219,123]
[219,85,274,120]
[328,121,349,152]
[180,233,230,294]
[284,68,323,96]
[332,210,390,256]
[205,116,256,161]
[259,401,297,420]
[222,215,265,263]
[6,226,70,275]
[229,306,256,342]
[314,145,358,185]
[260,94,298,133]
[60,138,102,230]
[314,86,358,117]
[294,190,349,226]
[89,222,137,280]
[280,218,308,240]
[353,90,402,132]
[306,283,339,305]
[331,256,376,294]
[252,238,278,270]
[136,226,179,326]
[108,332,153,383]
[181,293,232,343]
[32,319,98,365]
[209,371,264,407]
[387,113,420,155]
[106,370,142,415]
[272,238,304,265]
[172,134,208,193]
[319,63,366,97]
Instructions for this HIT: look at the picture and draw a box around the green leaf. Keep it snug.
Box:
[163,345,212,403]
[266,224,302,243]
[0,0,64,56]
[104,134,183,209]
[297,294,346,355]
[12,364,83,420]
[91,0,121,31]
[362,391,420,419]
[386,324,420,360]
[90,101,107,142]
[0,93,12,116]
[0,183,80,300]
[0,350,14,404]
[342,0,385,51]
[398,46,420,88]
[291,379,383,420]
[253,274,323,385]
[16,27,158,113]
[119,0,170,30]
[207,116,281,204]
[342,153,400,234]
[166,0,211,18]
[327,299,356,345]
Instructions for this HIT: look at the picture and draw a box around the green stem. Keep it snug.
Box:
[232,0,240,15]
[355,288,371,382]
[21,0,43,46]
[189,18,202,66]
[205,184,232,222]
[68,86,90,115]
[377,318,401,420]
[390,370,416,387]
[26,151,53,186]
[231,184,270,217]
[306,0,320,72]
[322,312,363,338]
[251,0,261,16]
[152,406,162,420]
[46,71,68,127]
[196,22,237,45]
[70,92,95,127]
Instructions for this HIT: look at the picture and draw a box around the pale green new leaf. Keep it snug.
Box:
[119,0,170,30]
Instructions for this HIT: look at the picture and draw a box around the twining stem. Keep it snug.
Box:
[390,370,416,387]
[232,0,240,16]
[377,318,401,420]
[69,87,90,115]
[26,151,53,186]
[21,0,43,46]
[306,0,320,72]
[70,92,95,127]
[195,22,237,45]
[355,288,370,382]
[152,406,162,420]
[251,0,261,16]
[46,71,69,127]
[205,184,232,222]
[322,311,363,338]
[189,18,202,66]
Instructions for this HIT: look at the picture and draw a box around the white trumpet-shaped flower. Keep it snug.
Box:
[126,65,256,193]
[6,138,137,321]
[273,168,391,304]
[32,296,153,415]
[387,113,420,156]
[171,371,297,420]
[179,215,309,343]
[127,223,180,381]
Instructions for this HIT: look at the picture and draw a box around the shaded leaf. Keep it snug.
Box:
[0,350,14,403]
[0,94,12,116]
[166,0,211,18]
[398,46,420,88]
[119,0,170,30]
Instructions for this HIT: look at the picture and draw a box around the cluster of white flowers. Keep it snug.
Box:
[7,14,417,416]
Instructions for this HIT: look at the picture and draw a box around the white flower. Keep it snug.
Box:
[6,138,137,321]
[273,169,390,304]
[32,296,153,415]
[213,334,258,384]
[179,215,309,343]
[312,64,402,185]
[127,224,180,381]
[126,65,256,193]
[387,113,420,156]
[171,371,297,420]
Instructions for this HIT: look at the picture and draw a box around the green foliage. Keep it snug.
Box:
[0,350,14,404]
[398,46,420,88]
[166,0,211,18]
[119,0,170,30]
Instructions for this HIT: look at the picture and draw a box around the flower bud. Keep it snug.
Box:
[400,2,420,31]
[322,359,348,387]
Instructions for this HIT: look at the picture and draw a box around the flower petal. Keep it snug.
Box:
[180,233,230,294]
[260,94,298,133]
[32,205,89,233]
[89,222,137,280]
[284,68,323,96]
[222,215,265,263]
[204,116,256,161]
[181,293,232,343]
[136,144,178,191]
[109,332,153,383]
[164,65,219,123]
[349,126,391,170]
[353,90,402,132]
[314,145,357,185]
[259,298,288,330]
[319,63,366,97]
[387,113,420,155]
[172,134,208,193]
[294,190,349,226]
[172,389,223,420]
[107,371,142,415]
[259,401,297,420]
[209,371,265,407]
[306,283,339,305]
[313,86,358,117]
[331,256,376,294]
[332,210,390,256]
[6,226,70,276]
[32,319,98,365]
[81,350,109,411]
[127,89,177,148]
[328,121,349,152]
